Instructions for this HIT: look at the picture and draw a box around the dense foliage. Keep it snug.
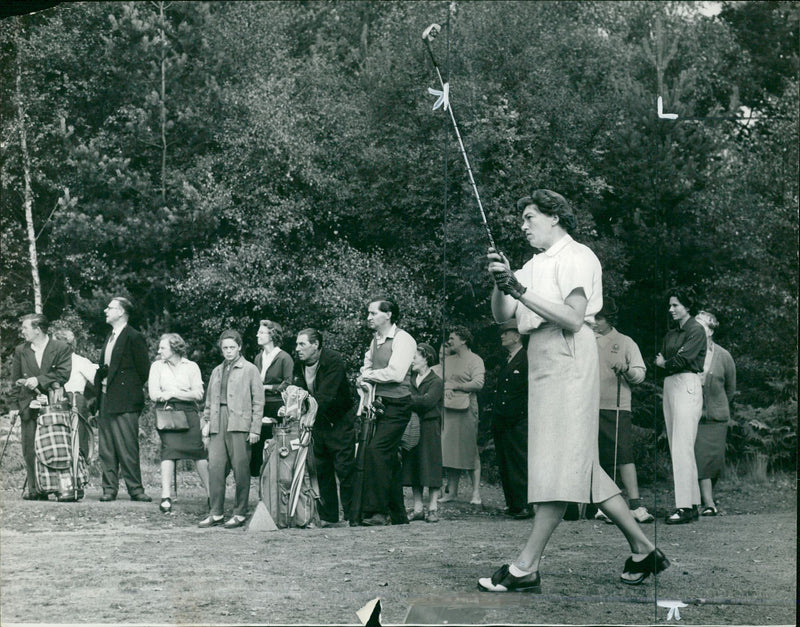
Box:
[1,2,797,469]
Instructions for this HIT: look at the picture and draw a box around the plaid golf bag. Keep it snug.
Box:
[34,404,87,497]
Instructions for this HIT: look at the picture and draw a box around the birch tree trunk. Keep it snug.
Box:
[158,0,167,203]
[15,32,42,314]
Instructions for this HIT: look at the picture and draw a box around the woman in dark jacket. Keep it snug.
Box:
[694,311,736,516]
[402,343,444,523]
[251,320,294,476]
[655,289,707,524]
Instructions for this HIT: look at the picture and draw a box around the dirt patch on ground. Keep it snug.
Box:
[0,472,795,625]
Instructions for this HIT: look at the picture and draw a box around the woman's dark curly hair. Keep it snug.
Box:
[450,325,474,348]
[664,287,698,316]
[516,189,577,233]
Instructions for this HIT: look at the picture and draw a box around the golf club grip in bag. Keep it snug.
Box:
[259,425,319,528]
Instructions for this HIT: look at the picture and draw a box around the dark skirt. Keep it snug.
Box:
[695,420,727,481]
[402,418,443,488]
[249,394,283,476]
[158,400,207,462]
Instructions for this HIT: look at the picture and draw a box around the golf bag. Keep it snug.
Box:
[258,386,320,528]
[34,397,87,498]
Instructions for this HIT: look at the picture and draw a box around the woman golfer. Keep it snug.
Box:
[481,189,668,592]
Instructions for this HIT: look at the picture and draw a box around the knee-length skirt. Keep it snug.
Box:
[403,417,443,488]
[158,401,207,461]
[527,324,619,503]
[441,397,478,470]
[695,421,727,481]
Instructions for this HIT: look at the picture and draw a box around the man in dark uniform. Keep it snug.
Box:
[293,328,355,526]
[492,320,531,519]
[94,297,151,502]
[9,314,72,500]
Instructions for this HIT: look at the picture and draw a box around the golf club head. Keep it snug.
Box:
[422,23,441,42]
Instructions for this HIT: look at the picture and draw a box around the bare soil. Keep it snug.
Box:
[0,465,795,626]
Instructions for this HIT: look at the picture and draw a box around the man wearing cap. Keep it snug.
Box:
[593,297,653,523]
[492,320,531,519]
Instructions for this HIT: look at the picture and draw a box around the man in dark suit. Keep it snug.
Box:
[293,328,355,526]
[492,320,531,519]
[94,297,151,502]
[9,314,72,500]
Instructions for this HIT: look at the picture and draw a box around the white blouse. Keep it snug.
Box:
[512,234,603,333]
[148,358,204,402]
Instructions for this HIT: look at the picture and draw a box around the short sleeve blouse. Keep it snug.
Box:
[512,234,603,334]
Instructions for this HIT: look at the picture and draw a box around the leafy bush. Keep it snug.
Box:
[728,399,797,472]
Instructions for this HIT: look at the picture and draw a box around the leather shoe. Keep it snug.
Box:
[360,513,389,526]
[513,508,534,520]
[425,510,439,523]
[665,508,694,524]
[407,509,425,522]
[130,493,152,502]
[223,516,246,529]
[57,493,78,503]
[22,490,44,501]
[478,565,541,593]
[198,515,225,528]
[99,493,117,502]
[621,548,670,585]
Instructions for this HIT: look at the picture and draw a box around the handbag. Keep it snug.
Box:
[156,403,190,431]
[444,389,470,410]
[400,412,421,451]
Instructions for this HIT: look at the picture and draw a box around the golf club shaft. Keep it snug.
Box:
[0,413,18,465]
[424,37,496,251]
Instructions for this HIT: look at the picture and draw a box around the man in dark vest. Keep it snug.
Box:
[492,320,531,519]
[293,328,356,526]
[9,314,72,500]
[94,297,151,502]
[356,297,417,526]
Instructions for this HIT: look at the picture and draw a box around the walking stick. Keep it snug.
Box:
[613,374,621,484]
[0,412,19,466]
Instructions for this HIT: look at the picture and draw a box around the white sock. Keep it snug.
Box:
[509,563,532,576]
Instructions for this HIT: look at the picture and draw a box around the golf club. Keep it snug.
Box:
[0,411,19,466]
[423,23,497,251]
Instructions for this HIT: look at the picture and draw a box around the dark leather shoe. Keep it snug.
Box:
[99,493,117,502]
[22,490,42,501]
[513,508,534,520]
[360,513,389,526]
[478,565,541,593]
[57,493,78,502]
[621,548,670,585]
[130,493,152,502]
[665,508,694,524]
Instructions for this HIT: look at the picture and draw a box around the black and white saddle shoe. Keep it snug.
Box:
[478,564,541,593]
